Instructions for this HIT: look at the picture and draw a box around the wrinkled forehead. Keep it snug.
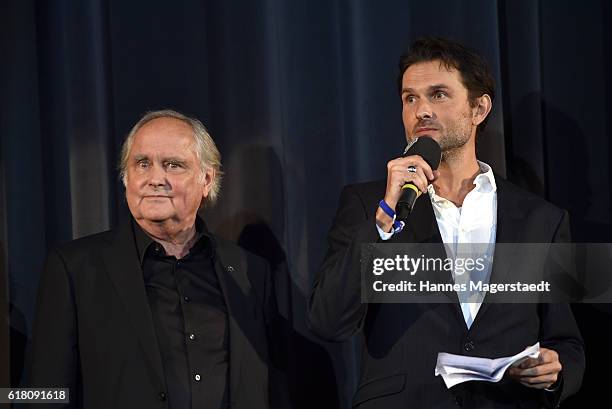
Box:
[130,117,197,157]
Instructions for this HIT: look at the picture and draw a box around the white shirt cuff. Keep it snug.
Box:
[376,223,395,241]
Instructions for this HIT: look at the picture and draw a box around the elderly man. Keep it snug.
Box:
[27,110,278,409]
[308,38,584,408]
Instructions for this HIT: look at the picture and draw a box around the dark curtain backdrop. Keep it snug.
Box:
[2,0,611,407]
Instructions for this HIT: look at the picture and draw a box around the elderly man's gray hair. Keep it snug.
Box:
[119,109,223,204]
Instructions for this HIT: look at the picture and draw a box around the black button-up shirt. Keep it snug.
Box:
[133,218,229,409]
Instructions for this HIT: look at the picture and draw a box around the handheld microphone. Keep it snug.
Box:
[396,136,441,221]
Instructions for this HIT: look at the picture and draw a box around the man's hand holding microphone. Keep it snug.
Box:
[376,137,442,233]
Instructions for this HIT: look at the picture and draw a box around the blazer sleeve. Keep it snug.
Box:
[307,185,380,342]
[24,248,80,409]
[539,211,585,406]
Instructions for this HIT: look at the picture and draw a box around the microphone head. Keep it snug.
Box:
[404,136,441,170]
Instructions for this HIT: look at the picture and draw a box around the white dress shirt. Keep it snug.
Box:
[377,161,497,328]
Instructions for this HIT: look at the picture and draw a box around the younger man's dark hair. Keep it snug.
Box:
[398,37,496,134]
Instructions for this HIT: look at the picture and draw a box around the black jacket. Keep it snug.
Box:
[308,177,585,409]
[26,221,278,409]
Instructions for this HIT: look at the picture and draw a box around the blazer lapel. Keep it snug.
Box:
[489,179,522,282]
[101,223,165,389]
[213,242,256,403]
[392,196,463,309]
[470,178,522,328]
[393,194,442,244]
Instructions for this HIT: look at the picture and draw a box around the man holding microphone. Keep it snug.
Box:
[308,37,584,408]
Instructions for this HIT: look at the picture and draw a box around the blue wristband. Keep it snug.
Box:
[378,200,405,233]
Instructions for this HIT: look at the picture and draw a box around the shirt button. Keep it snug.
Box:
[176,260,182,267]
[183,296,191,303]
[194,374,201,382]
[188,333,196,341]
[158,392,166,401]
[464,340,475,352]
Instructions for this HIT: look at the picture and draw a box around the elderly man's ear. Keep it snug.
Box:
[202,168,216,198]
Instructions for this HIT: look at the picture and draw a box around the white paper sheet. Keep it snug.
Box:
[434,342,540,388]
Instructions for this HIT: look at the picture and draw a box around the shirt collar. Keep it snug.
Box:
[131,215,215,266]
[473,160,497,193]
[427,160,497,200]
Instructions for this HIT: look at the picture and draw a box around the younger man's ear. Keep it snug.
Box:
[472,94,492,126]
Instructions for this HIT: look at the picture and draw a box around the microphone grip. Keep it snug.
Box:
[396,183,420,221]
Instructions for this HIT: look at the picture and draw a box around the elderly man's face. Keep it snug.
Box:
[125,117,213,228]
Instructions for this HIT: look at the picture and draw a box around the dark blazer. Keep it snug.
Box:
[308,177,585,409]
[26,221,279,409]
